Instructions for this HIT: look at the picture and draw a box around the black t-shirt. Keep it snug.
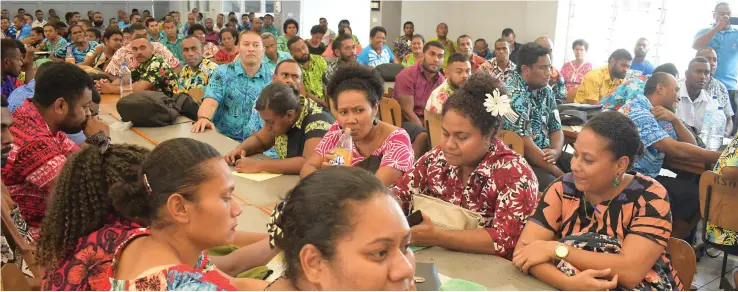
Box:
[274,97,335,159]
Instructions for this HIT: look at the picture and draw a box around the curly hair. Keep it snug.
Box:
[442,72,506,138]
[582,111,644,169]
[325,63,384,108]
[36,144,150,268]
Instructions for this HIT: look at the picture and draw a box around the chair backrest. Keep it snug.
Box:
[424,110,443,148]
[498,130,524,156]
[188,88,205,104]
[666,237,696,289]
[698,171,738,232]
[378,98,402,127]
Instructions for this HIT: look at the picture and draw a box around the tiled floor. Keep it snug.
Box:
[694,249,737,290]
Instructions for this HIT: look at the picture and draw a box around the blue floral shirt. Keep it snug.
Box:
[4,26,18,40]
[619,95,678,178]
[503,71,562,149]
[204,60,273,141]
[357,45,395,67]
[695,26,738,90]
[54,41,100,64]
[601,78,647,112]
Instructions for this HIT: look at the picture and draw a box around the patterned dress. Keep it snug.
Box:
[42,219,143,291]
[99,228,236,291]
[560,61,593,90]
[214,48,239,63]
[529,173,683,291]
[392,139,539,258]
[706,134,738,246]
[1,99,79,236]
[131,55,179,97]
[314,123,414,174]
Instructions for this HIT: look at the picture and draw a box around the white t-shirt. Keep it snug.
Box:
[676,81,730,132]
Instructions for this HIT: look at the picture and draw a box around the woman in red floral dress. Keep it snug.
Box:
[392,73,539,258]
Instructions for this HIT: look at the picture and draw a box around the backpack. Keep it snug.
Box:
[117,92,200,127]
[375,63,405,82]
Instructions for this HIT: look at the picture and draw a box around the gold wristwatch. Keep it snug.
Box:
[554,243,569,260]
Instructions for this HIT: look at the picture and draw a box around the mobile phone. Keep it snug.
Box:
[407,210,423,227]
[731,17,738,26]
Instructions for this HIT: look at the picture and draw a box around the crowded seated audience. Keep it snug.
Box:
[301,64,414,186]
[393,73,538,256]
[2,3,738,290]
[514,111,682,290]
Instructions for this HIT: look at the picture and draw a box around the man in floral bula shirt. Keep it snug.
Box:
[96,35,178,96]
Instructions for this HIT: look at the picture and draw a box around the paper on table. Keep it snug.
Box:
[570,125,583,132]
[231,171,282,182]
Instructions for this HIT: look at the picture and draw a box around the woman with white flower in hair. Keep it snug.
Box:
[392,73,539,257]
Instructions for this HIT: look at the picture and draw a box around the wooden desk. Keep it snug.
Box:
[415,247,552,290]
[562,125,580,145]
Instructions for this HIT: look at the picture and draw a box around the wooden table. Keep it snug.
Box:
[415,247,553,290]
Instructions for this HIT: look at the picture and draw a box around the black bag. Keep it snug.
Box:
[375,63,405,82]
[117,92,200,127]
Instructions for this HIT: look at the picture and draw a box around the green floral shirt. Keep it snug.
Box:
[273,97,334,159]
[706,134,738,246]
[176,58,219,94]
[158,36,185,63]
[131,55,179,97]
[300,54,328,104]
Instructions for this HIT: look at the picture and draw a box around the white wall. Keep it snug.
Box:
[400,0,559,48]
[300,0,371,45]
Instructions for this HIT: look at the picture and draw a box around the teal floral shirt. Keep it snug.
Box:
[204,60,273,141]
[131,55,179,97]
[503,71,562,149]
[158,36,185,63]
[176,58,219,94]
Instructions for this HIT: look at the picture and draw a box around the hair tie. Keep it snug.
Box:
[142,174,153,195]
[266,201,286,249]
[484,88,518,122]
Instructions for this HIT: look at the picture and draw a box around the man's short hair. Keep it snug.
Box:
[310,25,326,35]
[370,26,386,38]
[447,53,468,66]
[332,33,353,51]
[412,34,425,43]
[423,41,444,53]
[572,39,589,51]
[188,23,206,35]
[715,2,730,11]
[122,27,133,35]
[130,23,146,32]
[31,27,44,36]
[608,49,633,63]
[319,17,327,22]
[644,72,672,96]
[33,62,94,108]
[130,34,150,42]
[403,21,414,28]
[35,9,42,14]
[182,35,200,47]
[652,63,679,79]
[238,30,261,41]
[265,14,273,20]
[79,19,91,27]
[86,28,101,39]
[502,28,515,37]
[261,32,276,41]
[144,17,157,28]
[275,59,298,74]
[24,13,33,20]
[515,42,551,73]
[457,34,471,43]
[688,56,710,71]
[1,39,19,61]
[287,36,303,49]
[102,27,123,42]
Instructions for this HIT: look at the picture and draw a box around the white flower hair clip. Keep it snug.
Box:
[483,89,518,122]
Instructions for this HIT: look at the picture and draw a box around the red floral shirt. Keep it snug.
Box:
[392,139,539,258]
[42,218,143,291]
[1,99,79,237]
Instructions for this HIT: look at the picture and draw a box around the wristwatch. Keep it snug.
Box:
[554,243,569,260]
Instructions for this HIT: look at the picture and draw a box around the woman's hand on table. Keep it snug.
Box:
[235,157,264,173]
[191,117,215,133]
[225,148,246,166]
[409,213,437,246]
[565,269,618,291]
[511,240,558,273]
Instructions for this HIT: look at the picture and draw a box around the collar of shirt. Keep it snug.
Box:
[232,59,267,78]
[161,35,182,45]
[415,62,442,82]
[679,81,710,104]
[491,58,517,71]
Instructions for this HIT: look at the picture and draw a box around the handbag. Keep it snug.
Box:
[412,194,484,230]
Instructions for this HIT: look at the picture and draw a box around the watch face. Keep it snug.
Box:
[556,245,568,258]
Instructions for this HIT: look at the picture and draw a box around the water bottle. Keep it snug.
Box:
[119,62,133,97]
[64,47,75,63]
[708,106,727,151]
[330,128,353,166]
[699,95,719,143]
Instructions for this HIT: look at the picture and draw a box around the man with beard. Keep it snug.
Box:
[697,47,734,134]
[630,38,655,76]
[323,34,357,88]
[480,38,517,82]
[96,35,178,97]
[287,36,329,109]
[2,62,109,236]
[456,34,485,73]
[619,72,721,239]
[676,57,733,133]
[224,60,335,174]
[535,37,566,102]
[189,24,219,59]
[575,49,632,104]
[1,39,26,100]
[261,32,291,74]
[92,12,105,35]
[204,18,219,45]
[425,53,471,114]
[175,35,218,94]
[503,42,567,192]
[191,30,275,144]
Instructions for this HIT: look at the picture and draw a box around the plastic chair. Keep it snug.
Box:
[378,98,402,127]
[698,171,738,290]
[666,237,696,289]
[498,130,524,156]
[424,110,443,148]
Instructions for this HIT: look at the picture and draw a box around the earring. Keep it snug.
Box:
[373,118,378,126]
[612,173,621,187]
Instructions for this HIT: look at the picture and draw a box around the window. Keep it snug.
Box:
[222,0,276,14]
[245,1,261,13]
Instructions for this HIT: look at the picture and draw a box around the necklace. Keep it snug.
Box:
[581,192,616,221]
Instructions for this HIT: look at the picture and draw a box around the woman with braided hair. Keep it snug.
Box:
[37,138,273,291]
[264,166,416,290]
